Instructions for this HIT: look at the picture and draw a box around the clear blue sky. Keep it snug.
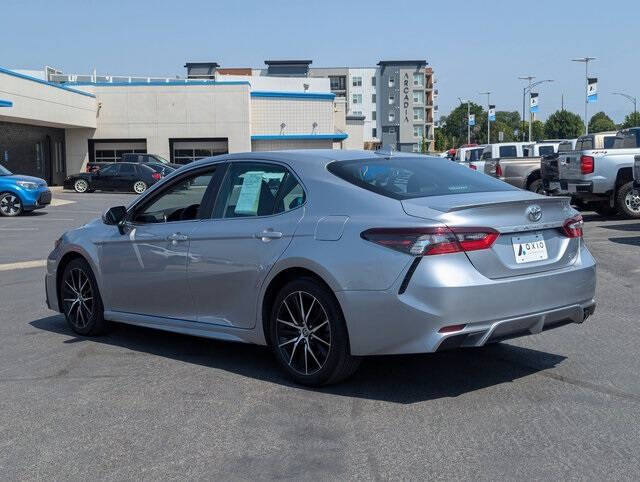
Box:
[2,0,638,122]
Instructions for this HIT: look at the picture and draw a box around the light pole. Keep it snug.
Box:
[458,97,471,145]
[572,57,596,134]
[519,77,553,141]
[612,92,637,118]
[479,91,491,143]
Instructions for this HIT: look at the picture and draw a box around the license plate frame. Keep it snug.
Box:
[511,233,548,264]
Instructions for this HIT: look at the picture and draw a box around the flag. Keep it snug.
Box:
[530,93,539,113]
[468,114,475,126]
[587,77,597,103]
[488,105,496,121]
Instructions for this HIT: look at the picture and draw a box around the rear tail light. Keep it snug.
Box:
[562,215,583,238]
[361,227,499,256]
[86,165,91,173]
[495,162,503,177]
[580,155,594,174]
[469,163,477,170]
[151,172,162,180]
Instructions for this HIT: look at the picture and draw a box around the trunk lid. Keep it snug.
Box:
[401,192,580,279]
[541,154,559,182]
[557,151,584,180]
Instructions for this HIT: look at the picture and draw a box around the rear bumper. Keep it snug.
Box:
[337,246,596,356]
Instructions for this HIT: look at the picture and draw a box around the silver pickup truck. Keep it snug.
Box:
[634,154,640,194]
[484,156,545,193]
[552,128,640,218]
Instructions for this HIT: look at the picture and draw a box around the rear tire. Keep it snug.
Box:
[0,192,23,216]
[616,182,640,219]
[527,179,546,195]
[133,181,147,194]
[60,258,109,336]
[268,278,361,386]
[74,179,89,193]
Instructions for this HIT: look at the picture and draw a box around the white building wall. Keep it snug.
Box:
[219,74,330,93]
[347,68,377,143]
[251,97,334,135]
[252,139,333,151]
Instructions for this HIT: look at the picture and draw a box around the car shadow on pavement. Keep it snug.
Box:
[608,236,640,247]
[598,222,640,232]
[31,315,567,404]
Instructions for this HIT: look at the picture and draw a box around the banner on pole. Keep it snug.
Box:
[587,77,598,103]
[530,93,539,113]
[488,105,496,121]
[468,114,475,126]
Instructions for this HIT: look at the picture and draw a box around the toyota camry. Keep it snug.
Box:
[45,150,596,385]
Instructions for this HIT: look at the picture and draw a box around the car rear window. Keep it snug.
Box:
[327,157,517,200]
[498,145,518,157]
[538,146,555,156]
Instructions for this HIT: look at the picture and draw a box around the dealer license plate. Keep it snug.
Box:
[512,233,548,264]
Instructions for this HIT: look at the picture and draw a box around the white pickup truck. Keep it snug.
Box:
[555,128,640,218]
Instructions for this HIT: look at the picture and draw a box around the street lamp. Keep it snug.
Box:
[518,77,553,142]
[458,97,471,145]
[479,91,491,143]
[571,57,597,134]
[612,92,637,118]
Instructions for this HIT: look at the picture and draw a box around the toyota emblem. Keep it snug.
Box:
[526,204,542,222]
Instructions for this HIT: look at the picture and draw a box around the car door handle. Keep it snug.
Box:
[167,233,189,245]
[255,230,283,242]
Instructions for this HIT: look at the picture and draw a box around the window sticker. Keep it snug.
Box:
[234,171,264,215]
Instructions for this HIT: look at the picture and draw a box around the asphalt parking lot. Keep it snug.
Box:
[1,189,639,480]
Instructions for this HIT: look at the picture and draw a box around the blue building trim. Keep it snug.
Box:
[0,66,96,98]
[251,133,348,141]
[0,100,13,107]
[63,80,251,87]
[251,91,336,100]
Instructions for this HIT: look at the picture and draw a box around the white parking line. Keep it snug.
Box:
[0,228,38,231]
[49,199,76,207]
[0,260,47,271]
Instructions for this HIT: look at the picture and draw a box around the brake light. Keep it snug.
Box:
[495,162,503,177]
[469,163,477,170]
[361,227,499,256]
[562,215,583,238]
[86,165,91,173]
[580,155,594,174]
[152,172,162,180]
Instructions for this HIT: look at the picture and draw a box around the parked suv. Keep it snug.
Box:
[0,164,51,216]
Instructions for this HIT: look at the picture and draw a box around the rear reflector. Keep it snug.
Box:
[580,155,594,174]
[469,163,477,170]
[361,227,499,256]
[439,324,467,334]
[495,162,503,177]
[562,214,584,238]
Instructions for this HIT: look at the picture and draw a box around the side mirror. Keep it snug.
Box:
[103,206,127,230]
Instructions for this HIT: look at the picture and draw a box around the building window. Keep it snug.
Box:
[372,111,376,121]
[413,125,424,138]
[371,93,376,103]
[352,94,362,104]
[389,77,395,88]
[352,76,362,87]
[371,77,376,86]
[95,148,146,163]
[351,111,362,116]
[329,76,346,91]
[413,72,424,87]
[389,94,395,105]
[388,112,395,122]
[413,107,424,121]
[372,128,377,138]
[413,90,424,104]
[389,126,396,133]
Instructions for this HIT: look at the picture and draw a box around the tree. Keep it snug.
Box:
[530,120,545,141]
[621,111,640,129]
[420,136,428,153]
[442,102,485,145]
[588,112,616,133]
[544,110,584,139]
[434,128,448,151]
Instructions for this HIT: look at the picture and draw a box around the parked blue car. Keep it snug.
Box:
[0,164,51,216]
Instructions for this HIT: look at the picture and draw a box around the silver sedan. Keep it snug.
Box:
[45,150,596,386]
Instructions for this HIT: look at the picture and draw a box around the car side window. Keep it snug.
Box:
[99,164,119,175]
[119,163,135,175]
[213,162,304,218]
[132,169,216,224]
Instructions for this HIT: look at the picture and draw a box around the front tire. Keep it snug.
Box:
[133,181,147,194]
[74,179,89,193]
[61,258,108,336]
[616,182,640,219]
[0,192,23,216]
[269,278,361,386]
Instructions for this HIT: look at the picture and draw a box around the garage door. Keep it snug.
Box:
[93,140,147,163]
[171,139,228,165]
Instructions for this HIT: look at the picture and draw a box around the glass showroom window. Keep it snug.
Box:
[352,76,362,87]
[413,125,424,138]
[413,107,424,122]
[413,72,424,87]
[413,90,425,104]
[352,94,362,104]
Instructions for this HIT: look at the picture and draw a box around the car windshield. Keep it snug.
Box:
[147,163,175,173]
[327,156,517,200]
[0,165,12,176]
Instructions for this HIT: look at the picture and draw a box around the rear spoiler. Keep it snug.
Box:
[427,195,571,213]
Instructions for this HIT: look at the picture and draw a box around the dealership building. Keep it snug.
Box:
[0,59,435,185]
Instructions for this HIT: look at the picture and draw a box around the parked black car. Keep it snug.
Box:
[86,153,182,173]
[64,162,167,194]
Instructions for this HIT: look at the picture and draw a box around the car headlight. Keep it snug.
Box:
[17,181,38,190]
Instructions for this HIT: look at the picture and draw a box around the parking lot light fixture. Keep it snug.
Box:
[612,92,637,117]
[571,57,597,134]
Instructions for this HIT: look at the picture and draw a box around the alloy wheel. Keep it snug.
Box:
[0,193,22,216]
[133,181,147,194]
[275,291,332,376]
[625,191,640,214]
[74,179,88,193]
[62,268,94,330]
